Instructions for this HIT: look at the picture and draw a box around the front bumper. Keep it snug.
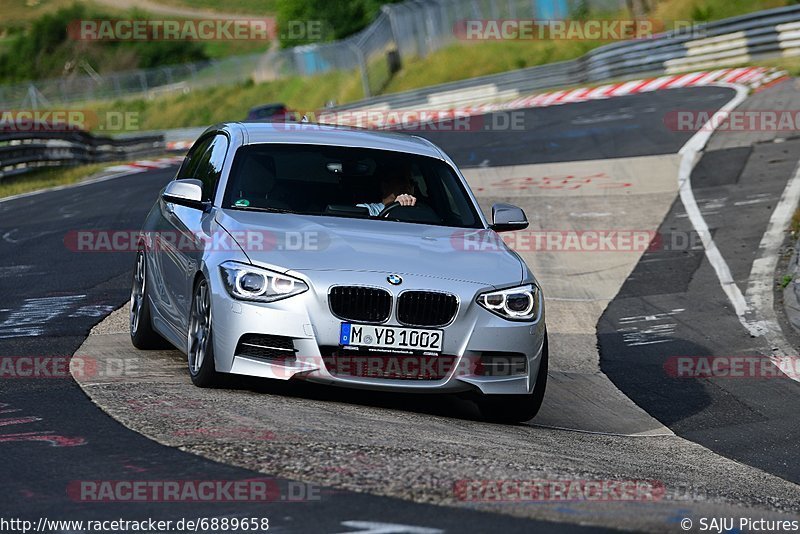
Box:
[208,268,545,395]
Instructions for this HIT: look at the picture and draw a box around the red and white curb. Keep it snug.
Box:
[165,140,193,151]
[104,155,184,174]
[489,67,786,111]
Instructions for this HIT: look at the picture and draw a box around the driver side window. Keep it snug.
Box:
[176,137,212,181]
[175,134,229,202]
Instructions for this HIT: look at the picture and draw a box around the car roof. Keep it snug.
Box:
[209,121,445,160]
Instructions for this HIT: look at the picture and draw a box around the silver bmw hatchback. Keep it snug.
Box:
[130,122,547,423]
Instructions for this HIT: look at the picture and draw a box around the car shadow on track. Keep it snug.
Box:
[214,372,490,422]
[598,331,722,429]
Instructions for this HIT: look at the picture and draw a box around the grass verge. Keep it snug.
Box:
[152,0,276,15]
[383,39,603,95]
[0,162,123,199]
[87,70,365,132]
[791,205,800,238]
[651,0,788,24]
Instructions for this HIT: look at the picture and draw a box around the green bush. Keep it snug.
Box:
[275,0,401,48]
[0,3,208,83]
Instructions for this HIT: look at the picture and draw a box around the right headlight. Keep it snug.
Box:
[477,284,541,321]
[220,261,308,303]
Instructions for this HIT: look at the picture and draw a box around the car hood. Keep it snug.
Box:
[215,209,523,286]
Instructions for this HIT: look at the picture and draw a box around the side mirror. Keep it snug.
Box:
[162,179,205,210]
[490,203,528,232]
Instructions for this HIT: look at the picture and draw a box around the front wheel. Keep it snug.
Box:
[187,278,220,387]
[130,249,168,349]
[477,333,549,423]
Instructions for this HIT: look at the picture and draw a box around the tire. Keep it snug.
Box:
[187,277,220,387]
[130,249,168,349]
[477,333,549,424]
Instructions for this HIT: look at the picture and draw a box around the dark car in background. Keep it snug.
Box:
[245,103,293,122]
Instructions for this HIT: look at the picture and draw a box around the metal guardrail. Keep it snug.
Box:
[333,4,800,112]
[0,129,164,179]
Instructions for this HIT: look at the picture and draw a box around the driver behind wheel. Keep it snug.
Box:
[357,164,416,216]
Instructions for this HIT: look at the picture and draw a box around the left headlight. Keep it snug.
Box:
[477,284,541,321]
[220,261,308,303]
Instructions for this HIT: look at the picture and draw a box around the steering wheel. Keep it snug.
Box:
[378,200,404,218]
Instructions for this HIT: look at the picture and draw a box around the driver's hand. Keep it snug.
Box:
[396,194,416,206]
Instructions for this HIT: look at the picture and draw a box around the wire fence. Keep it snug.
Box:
[0,0,624,108]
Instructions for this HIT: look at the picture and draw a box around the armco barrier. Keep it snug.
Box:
[0,129,164,179]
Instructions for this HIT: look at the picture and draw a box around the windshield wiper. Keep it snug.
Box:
[228,205,294,214]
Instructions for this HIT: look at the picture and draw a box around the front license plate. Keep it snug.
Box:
[340,323,443,353]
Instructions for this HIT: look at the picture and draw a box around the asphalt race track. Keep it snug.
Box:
[2,84,800,532]
[0,170,587,533]
[421,86,735,166]
[599,85,800,483]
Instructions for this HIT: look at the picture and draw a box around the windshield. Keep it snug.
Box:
[222,144,483,228]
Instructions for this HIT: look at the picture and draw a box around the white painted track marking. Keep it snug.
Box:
[677,83,800,383]
[677,84,755,331]
[336,522,443,534]
[745,160,800,363]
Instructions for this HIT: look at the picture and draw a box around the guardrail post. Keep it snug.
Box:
[439,1,450,47]
[138,72,147,94]
[350,43,371,98]
[489,0,499,20]
[471,0,481,18]
[27,85,40,110]
[382,4,401,51]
